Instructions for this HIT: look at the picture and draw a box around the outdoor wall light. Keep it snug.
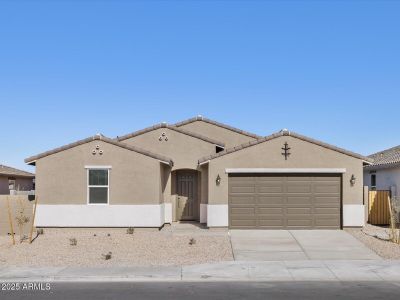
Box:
[350,174,356,186]
[216,174,221,186]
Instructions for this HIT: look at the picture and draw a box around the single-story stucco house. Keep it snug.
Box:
[0,164,35,195]
[364,145,400,197]
[25,116,372,229]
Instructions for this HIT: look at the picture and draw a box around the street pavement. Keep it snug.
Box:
[1,281,400,300]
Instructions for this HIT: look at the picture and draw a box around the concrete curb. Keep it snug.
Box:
[1,260,400,282]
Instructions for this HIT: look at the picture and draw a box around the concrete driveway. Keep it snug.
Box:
[230,230,381,261]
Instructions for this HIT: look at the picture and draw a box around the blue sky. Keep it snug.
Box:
[0,1,399,172]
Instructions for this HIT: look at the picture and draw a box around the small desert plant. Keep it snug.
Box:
[15,198,30,243]
[102,252,112,260]
[69,238,77,246]
[107,233,111,237]
[37,228,44,235]
[126,227,134,234]
[93,234,97,237]
[189,238,196,245]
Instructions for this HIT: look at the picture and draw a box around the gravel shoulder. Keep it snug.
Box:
[0,228,233,267]
[345,224,400,259]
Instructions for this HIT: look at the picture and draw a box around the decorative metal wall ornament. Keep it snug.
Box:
[92,145,103,155]
[158,132,168,142]
[281,142,291,160]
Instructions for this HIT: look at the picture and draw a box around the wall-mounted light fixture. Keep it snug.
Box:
[216,174,221,186]
[350,174,356,186]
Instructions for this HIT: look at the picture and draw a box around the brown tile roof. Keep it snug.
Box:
[173,115,262,139]
[117,123,225,147]
[0,164,35,177]
[198,129,372,164]
[366,145,400,168]
[25,134,174,166]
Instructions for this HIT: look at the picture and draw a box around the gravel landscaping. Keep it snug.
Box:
[345,224,400,259]
[0,228,233,267]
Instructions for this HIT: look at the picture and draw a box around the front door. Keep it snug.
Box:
[176,171,198,221]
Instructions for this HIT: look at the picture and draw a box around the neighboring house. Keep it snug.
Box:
[363,145,400,197]
[0,164,35,195]
[25,115,372,229]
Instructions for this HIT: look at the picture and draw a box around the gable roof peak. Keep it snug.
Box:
[198,130,372,164]
[25,134,174,166]
[174,116,262,139]
[280,128,290,135]
[117,122,225,147]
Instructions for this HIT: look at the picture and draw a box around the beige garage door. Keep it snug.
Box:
[228,174,341,229]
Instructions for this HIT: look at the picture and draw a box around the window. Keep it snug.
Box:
[371,174,376,190]
[88,169,109,204]
[8,177,16,191]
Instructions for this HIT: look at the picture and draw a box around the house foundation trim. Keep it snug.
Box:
[35,204,167,227]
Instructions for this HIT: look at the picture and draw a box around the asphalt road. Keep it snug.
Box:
[1,281,400,300]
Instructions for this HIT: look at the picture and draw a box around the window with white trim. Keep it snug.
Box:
[88,169,109,204]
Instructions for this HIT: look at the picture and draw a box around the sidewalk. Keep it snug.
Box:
[1,260,400,282]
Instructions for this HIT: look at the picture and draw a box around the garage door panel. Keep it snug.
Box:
[258,196,285,205]
[257,186,284,193]
[287,219,313,227]
[257,207,284,214]
[315,207,340,214]
[287,207,312,215]
[230,207,255,215]
[229,196,256,205]
[258,219,285,227]
[315,218,340,227]
[314,185,340,194]
[287,184,312,193]
[229,174,341,229]
[230,186,255,193]
[314,196,340,205]
[230,220,257,227]
[287,196,312,205]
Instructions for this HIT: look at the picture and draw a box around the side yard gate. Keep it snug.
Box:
[368,190,390,225]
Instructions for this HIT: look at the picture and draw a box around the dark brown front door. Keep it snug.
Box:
[176,170,198,221]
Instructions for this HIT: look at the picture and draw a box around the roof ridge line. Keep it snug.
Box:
[198,129,372,164]
[25,134,174,166]
[117,123,225,147]
[173,116,262,139]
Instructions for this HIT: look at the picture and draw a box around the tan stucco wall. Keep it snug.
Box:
[122,128,217,170]
[200,164,209,204]
[177,121,257,148]
[207,135,364,205]
[35,140,163,205]
[0,195,33,235]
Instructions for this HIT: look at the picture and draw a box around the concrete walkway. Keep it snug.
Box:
[1,260,400,282]
[230,230,381,261]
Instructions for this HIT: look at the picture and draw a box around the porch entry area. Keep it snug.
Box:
[174,170,200,221]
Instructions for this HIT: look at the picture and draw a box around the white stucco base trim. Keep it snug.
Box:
[343,204,365,227]
[200,204,207,223]
[35,204,166,227]
[207,204,228,227]
[164,203,172,224]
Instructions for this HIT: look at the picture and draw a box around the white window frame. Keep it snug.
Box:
[87,168,110,205]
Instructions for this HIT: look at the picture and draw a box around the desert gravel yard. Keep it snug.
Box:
[0,226,233,267]
[345,224,400,259]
